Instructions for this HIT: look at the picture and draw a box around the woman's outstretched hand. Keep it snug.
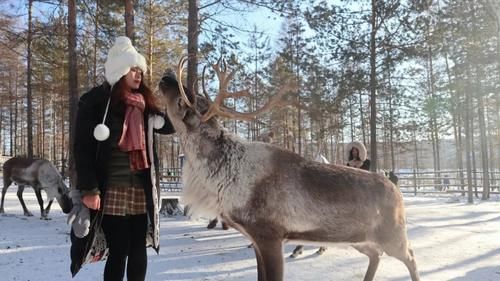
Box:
[82,194,101,210]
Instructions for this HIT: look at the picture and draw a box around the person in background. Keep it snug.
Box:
[346,141,370,171]
[68,36,175,281]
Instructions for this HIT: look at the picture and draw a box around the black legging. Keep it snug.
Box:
[102,214,148,281]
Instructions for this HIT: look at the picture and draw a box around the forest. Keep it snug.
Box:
[0,0,498,202]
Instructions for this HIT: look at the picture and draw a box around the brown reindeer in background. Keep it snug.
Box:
[158,57,420,281]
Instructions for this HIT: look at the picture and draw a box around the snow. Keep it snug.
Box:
[1,184,499,281]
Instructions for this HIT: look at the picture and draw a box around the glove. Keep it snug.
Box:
[67,190,90,238]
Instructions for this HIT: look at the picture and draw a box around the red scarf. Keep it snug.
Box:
[118,92,149,171]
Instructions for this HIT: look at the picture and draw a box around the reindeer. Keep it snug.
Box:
[158,57,420,281]
[1,157,72,219]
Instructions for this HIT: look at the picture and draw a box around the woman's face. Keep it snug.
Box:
[124,67,143,90]
[352,147,359,157]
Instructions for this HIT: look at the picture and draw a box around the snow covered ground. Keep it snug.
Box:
[0,184,499,281]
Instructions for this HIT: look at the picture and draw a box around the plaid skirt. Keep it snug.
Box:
[102,186,147,216]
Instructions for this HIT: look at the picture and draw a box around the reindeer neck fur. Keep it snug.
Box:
[178,120,265,218]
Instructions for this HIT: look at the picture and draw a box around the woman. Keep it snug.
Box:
[346,141,370,171]
[69,36,174,281]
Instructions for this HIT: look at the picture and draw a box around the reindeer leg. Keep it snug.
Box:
[0,177,12,213]
[221,220,229,230]
[251,242,267,281]
[17,185,33,216]
[405,248,420,281]
[383,241,420,281]
[33,187,48,220]
[44,199,53,217]
[352,244,382,281]
[253,238,284,281]
[396,247,420,281]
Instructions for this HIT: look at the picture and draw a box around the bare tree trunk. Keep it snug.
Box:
[382,120,389,169]
[60,93,65,175]
[20,105,25,155]
[427,45,441,175]
[187,0,199,95]
[67,0,78,181]
[147,0,154,85]
[474,64,490,199]
[14,74,18,155]
[359,91,366,146]
[285,112,289,150]
[388,66,395,171]
[340,125,345,164]
[93,0,99,85]
[369,0,378,172]
[471,126,478,197]
[125,0,135,43]
[41,94,46,157]
[292,112,297,153]
[488,95,500,182]
[445,54,465,194]
[496,3,500,175]
[464,80,474,203]
[413,124,419,173]
[51,96,56,162]
[330,126,334,162]
[348,96,354,142]
[9,69,14,156]
[477,95,490,199]
[295,34,302,155]
[26,0,34,158]
[0,104,3,154]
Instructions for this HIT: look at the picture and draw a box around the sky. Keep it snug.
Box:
[0,0,287,50]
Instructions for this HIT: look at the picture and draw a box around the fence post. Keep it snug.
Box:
[413,169,417,196]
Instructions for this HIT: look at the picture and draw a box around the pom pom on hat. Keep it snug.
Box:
[105,36,147,86]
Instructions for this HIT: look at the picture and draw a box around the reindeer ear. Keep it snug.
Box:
[182,107,201,130]
[195,94,210,115]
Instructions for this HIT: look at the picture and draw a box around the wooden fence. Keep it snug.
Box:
[159,167,183,197]
[157,167,500,199]
[397,170,500,196]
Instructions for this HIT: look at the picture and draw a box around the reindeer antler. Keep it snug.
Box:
[200,56,293,122]
[176,56,194,108]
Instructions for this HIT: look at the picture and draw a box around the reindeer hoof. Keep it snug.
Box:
[24,211,34,217]
[247,243,254,248]
[222,223,229,230]
[289,251,302,258]
[207,220,217,229]
[0,208,4,214]
[316,247,327,255]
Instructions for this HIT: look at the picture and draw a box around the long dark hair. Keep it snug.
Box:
[111,75,161,114]
[348,148,361,161]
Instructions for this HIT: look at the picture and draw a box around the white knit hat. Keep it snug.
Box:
[104,36,147,86]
